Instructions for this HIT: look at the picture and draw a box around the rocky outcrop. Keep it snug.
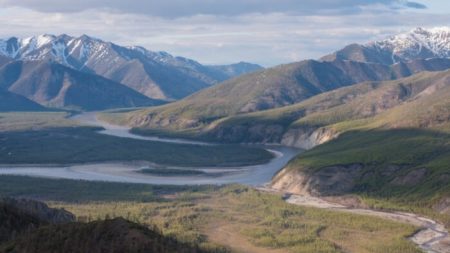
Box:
[0,198,75,224]
[0,198,74,244]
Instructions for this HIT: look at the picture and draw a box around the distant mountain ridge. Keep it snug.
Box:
[0,34,263,100]
[0,60,161,111]
[322,27,450,65]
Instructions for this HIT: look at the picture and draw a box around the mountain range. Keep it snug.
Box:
[2,27,449,114]
[0,34,262,111]
[121,27,450,131]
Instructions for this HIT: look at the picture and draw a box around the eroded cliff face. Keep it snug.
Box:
[205,123,339,148]
[206,124,285,143]
[129,113,203,130]
[280,127,338,149]
[271,163,438,199]
[271,164,364,196]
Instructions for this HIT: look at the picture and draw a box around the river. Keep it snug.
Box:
[0,112,302,186]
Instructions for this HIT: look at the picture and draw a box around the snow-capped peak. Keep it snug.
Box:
[367,26,450,62]
[0,33,235,82]
[0,34,108,65]
[0,34,60,59]
[30,34,55,48]
[17,34,56,55]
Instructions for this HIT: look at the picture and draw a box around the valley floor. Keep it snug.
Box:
[259,187,450,253]
[0,112,448,252]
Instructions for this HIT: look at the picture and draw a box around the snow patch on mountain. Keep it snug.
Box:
[51,40,68,65]
[367,27,450,63]
[34,34,55,48]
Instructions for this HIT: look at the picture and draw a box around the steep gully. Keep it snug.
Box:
[0,112,448,252]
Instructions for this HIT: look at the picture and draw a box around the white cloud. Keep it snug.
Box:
[0,0,428,17]
[0,1,447,66]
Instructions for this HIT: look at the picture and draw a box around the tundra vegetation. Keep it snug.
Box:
[0,176,421,253]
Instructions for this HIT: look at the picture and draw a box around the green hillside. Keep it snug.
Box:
[204,69,450,144]
[113,58,450,133]
[264,70,450,223]
[116,69,450,147]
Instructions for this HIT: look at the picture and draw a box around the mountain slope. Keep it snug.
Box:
[249,69,450,220]
[0,34,262,100]
[118,57,450,131]
[0,89,46,112]
[203,69,450,146]
[0,60,161,111]
[322,27,450,65]
[171,68,450,229]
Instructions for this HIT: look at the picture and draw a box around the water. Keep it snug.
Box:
[0,112,302,185]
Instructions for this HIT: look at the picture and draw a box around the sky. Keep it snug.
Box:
[0,0,448,66]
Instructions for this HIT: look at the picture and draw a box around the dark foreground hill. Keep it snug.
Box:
[0,198,210,253]
[2,218,209,253]
[0,198,74,244]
